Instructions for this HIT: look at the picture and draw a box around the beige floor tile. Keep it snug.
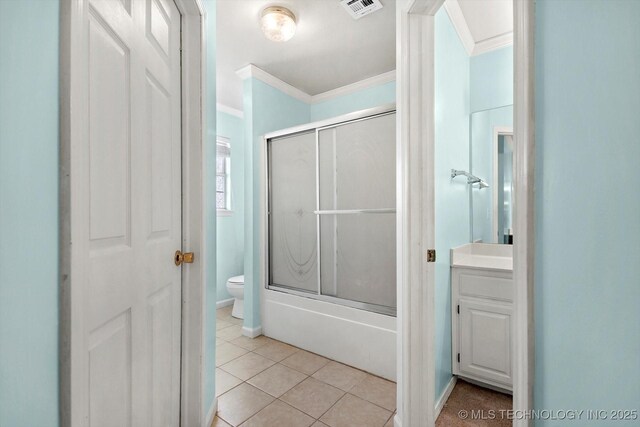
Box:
[384,413,396,427]
[227,315,243,325]
[240,400,315,427]
[216,342,249,367]
[280,377,345,419]
[312,361,367,391]
[217,383,274,426]
[247,363,307,397]
[211,416,232,427]
[348,374,397,411]
[217,306,233,317]
[217,320,233,330]
[230,335,273,351]
[216,338,225,347]
[311,422,330,427]
[281,350,329,375]
[253,340,299,362]
[218,324,244,341]
[320,394,392,427]
[220,352,276,381]
[216,368,243,397]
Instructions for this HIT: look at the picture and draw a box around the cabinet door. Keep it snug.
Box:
[459,299,512,387]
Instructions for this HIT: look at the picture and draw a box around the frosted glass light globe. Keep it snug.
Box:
[261,6,297,42]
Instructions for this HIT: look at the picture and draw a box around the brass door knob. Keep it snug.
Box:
[175,250,195,266]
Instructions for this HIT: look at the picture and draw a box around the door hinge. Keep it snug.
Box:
[457,353,460,363]
[457,304,460,314]
[426,249,436,263]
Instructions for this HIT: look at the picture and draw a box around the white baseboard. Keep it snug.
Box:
[457,375,512,395]
[435,376,457,419]
[394,414,401,427]
[242,325,263,338]
[204,398,217,427]
[216,298,234,309]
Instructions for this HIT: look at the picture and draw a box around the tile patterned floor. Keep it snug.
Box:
[435,380,512,426]
[213,306,397,427]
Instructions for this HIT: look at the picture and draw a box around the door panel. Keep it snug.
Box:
[268,131,318,293]
[78,0,182,425]
[88,10,131,247]
[88,310,132,427]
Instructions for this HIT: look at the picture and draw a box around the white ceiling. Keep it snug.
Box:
[216,0,396,111]
[457,0,512,44]
[216,0,513,111]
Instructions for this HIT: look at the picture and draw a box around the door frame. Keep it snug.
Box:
[396,0,535,426]
[58,0,207,426]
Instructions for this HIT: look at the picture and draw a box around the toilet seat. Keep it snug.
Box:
[227,275,244,285]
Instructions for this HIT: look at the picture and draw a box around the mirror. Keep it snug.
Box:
[470,105,513,244]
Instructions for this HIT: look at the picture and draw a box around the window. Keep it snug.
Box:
[216,138,231,213]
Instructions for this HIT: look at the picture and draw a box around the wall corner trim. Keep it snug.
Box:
[235,64,312,104]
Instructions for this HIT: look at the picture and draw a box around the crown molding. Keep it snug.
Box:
[235,64,397,107]
[471,31,513,56]
[444,0,513,57]
[235,64,312,104]
[310,70,396,104]
[444,0,475,56]
[216,102,244,119]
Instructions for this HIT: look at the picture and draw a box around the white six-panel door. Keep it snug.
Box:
[77,0,182,425]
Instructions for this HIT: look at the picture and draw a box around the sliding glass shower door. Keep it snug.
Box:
[268,110,396,315]
[268,131,318,293]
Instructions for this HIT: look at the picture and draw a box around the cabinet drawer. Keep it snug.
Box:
[456,269,513,302]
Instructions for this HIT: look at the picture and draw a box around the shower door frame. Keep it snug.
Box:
[397,0,536,426]
[264,104,398,317]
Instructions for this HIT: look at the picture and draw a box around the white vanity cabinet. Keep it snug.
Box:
[451,244,513,391]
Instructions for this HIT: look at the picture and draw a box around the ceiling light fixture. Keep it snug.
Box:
[261,6,297,42]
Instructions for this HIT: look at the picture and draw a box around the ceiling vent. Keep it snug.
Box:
[340,0,384,20]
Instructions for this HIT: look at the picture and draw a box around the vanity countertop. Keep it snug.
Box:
[450,243,513,271]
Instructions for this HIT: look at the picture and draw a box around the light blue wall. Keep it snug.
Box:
[470,105,513,243]
[434,9,471,399]
[216,111,245,302]
[310,81,396,122]
[1,1,219,423]
[535,0,640,422]
[203,0,218,416]
[242,78,311,330]
[0,1,60,426]
[470,46,513,113]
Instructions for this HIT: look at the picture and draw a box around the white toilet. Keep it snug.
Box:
[226,275,244,319]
